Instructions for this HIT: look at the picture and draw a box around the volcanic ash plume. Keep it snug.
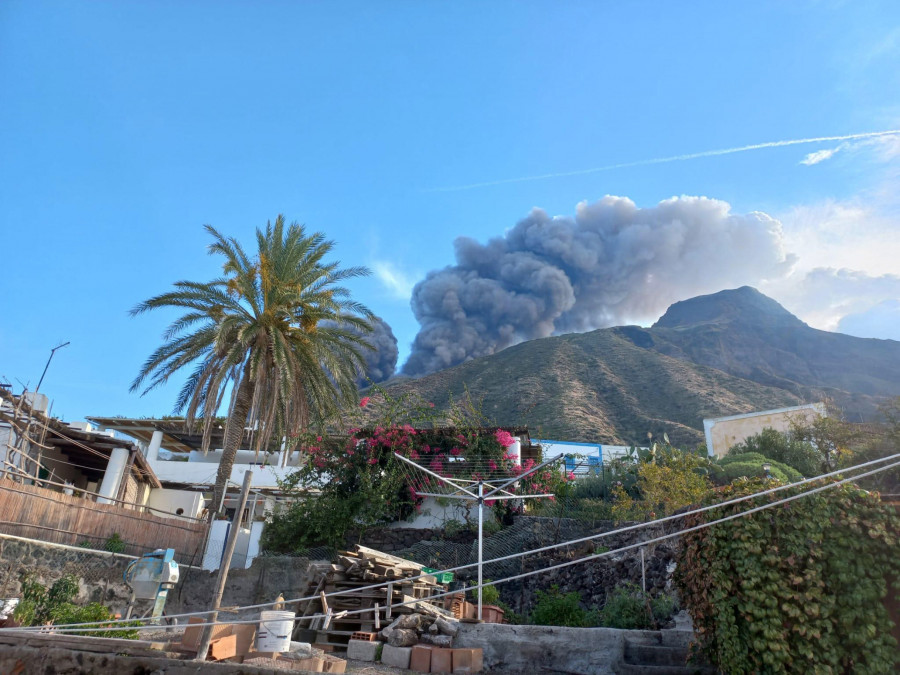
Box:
[403,195,796,375]
[324,315,398,385]
[359,315,399,384]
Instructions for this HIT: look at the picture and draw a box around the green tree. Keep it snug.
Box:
[131,216,373,514]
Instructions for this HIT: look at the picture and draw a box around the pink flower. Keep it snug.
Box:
[360,397,371,407]
[429,402,435,408]
[567,471,576,481]
[450,447,461,456]
[316,436,322,442]
[494,429,515,448]
[488,460,498,472]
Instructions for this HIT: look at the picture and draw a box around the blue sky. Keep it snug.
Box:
[2,1,899,420]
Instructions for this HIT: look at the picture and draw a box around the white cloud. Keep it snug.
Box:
[763,268,900,333]
[776,199,900,278]
[800,146,842,165]
[372,260,419,300]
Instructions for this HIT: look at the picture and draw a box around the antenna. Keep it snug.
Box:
[35,341,70,394]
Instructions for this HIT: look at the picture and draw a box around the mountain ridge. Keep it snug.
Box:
[382,287,900,445]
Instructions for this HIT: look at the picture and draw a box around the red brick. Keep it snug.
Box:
[430,647,452,674]
[411,644,433,672]
[451,647,483,673]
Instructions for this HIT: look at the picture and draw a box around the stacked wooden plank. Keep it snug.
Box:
[296,544,447,650]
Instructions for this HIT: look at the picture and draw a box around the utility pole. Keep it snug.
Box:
[195,470,253,661]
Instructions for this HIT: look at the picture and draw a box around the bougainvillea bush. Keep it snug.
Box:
[261,388,569,552]
[675,478,900,674]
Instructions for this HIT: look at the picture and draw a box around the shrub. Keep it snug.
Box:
[721,455,801,483]
[598,583,678,629]
[103,533,127,553]
[612,460,710,521]
[13,573,138,639]
[470,580,500,606]
[728,427,821,477]
[529,586,598,627]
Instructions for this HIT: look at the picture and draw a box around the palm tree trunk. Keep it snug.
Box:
[211,367,254,520]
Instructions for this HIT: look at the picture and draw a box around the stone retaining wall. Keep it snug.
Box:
[0,533,317,621]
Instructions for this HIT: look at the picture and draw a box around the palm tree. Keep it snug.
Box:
[130,215,374,516]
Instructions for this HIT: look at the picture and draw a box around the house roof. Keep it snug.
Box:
[86,417,273,455]
[0,392,160,488]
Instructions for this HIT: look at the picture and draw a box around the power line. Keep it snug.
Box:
[20,456,900,635]
[12,452,897,633]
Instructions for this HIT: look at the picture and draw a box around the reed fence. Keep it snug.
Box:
[0,478,207,563]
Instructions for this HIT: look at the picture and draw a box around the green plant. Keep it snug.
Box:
[476,581,501,606]
[676,479,900,673]
[727,427,821,477]
[720,455,801,483]
[599,584,655,629]
[612,458,711,521]
[495,599,523,625]
[103,533,127,553]
[529,586,597,627]
[13,573,138,639]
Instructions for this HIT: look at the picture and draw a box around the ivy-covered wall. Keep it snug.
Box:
[676,480,900,674]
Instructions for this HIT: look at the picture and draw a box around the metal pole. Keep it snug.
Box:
[195,470,253,661]
[477,480,483,621]
[35,342,69,394]
[640,547,646,593]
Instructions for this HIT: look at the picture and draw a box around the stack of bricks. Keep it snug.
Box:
[347,639,483,673]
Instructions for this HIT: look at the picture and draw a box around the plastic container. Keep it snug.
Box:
[256,610,295,652]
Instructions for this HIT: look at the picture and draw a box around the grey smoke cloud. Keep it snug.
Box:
[324,315,399,385]
[359,315,399,384]
[403,195,797,375]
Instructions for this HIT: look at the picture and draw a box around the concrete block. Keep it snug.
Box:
[347,639,381,662]
[430,646,452,674]
[452,647,483,673]
[410,644,433,672]
[381,644,412,669]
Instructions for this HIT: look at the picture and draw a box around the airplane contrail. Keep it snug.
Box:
[427,129,900,192]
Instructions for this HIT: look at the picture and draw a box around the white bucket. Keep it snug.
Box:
[256,611,295,653]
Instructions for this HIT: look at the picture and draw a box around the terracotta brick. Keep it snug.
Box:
[451,648,483,673]
[323,656,347,673]
[208,634,237,661]
[182,616,231,651]
[411,644,433,672]
[430,647,452,674]
[231,623,257,655]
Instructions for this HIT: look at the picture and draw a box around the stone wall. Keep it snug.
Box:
[0,533,318,621]
[0,533,133,609]
[455,622,635,674]
[356,516,679,618]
